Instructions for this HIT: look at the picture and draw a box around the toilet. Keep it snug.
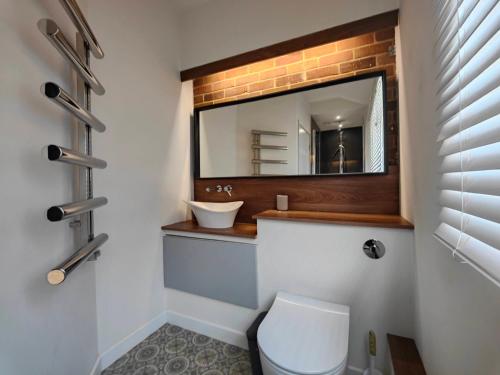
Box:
[257,292,350,375]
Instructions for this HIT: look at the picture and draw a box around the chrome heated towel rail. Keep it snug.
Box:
[251,129,288,176]
[39,0,108,285]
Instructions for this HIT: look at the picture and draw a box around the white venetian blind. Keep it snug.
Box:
[434,0,500,287]
[364,77,384,172]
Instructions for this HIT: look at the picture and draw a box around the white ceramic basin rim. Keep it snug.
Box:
[185,201,244,228]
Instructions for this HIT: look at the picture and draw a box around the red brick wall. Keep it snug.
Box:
[192,28,398,165]
[193,28,395,104]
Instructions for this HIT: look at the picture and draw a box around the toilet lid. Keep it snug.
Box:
[257,292,350,375]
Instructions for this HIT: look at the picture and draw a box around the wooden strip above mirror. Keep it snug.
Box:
[180,10,399,81]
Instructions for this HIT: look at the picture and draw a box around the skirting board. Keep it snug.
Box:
[165,310,249,350]
[89,356,101,375]
[89,309,364,375]
[89,311,168,375]
[165,311,367,374]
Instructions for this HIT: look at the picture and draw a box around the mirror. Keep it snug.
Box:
[195,72,387,178]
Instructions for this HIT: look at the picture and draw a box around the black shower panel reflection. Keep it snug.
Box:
[317,127,363,174]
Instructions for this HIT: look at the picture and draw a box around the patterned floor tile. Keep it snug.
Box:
[101,324,251,375]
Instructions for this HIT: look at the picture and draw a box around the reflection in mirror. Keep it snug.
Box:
[197,72,386,178]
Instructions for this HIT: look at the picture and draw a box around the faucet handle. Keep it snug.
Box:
[216,185,223,193]
[224,185,233,197]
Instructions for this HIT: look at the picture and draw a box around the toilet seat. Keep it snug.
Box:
[257,292,350,375]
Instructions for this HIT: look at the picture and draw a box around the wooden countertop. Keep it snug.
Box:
[161,220,258,239]
[252,210,414,229]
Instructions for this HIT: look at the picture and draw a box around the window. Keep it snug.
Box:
[434,0,500,286]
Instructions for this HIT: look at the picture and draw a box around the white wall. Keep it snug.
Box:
[237,95,299,175]
[86,0,192,360]
[1,1,191,374]
[0,1,99,375]
[166,220,415,373]
[297,94,312,174]
[200,106,238,177]
[199,95,302,177]
[179,0,399,69]
[398,1,500,374]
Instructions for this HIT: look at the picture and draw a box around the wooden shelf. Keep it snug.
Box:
[252,210,414,229]
[161,220,257,239]
[387,334,427,375]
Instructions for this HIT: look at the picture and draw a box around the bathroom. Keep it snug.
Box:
[1,0,499,374]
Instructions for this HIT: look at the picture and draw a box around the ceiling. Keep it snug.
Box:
[304,77,378,131]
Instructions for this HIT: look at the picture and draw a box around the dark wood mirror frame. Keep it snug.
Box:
[193,70,389,180]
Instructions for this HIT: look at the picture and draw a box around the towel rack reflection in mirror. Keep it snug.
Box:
[251,129,288,176]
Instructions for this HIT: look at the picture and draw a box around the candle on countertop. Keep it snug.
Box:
[276,195,288,211]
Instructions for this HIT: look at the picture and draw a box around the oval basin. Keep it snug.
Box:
[185,201,244,228]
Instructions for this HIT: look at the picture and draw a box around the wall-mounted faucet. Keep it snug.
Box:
[205,184,233,197]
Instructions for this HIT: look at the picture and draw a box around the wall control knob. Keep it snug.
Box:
[363,239,385,259]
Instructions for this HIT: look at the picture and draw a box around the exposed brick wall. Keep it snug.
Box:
[193,27,398,165]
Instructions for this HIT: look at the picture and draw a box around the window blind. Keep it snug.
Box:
[364,77,384,172]
[434,0,500,287]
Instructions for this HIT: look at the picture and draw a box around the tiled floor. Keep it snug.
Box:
[101,324,252,375]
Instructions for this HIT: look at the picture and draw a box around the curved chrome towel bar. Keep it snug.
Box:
[42,82,106,132]
[47,145,107,169]
[37,19,105,95]
[59,0,104,59]
[47,197,108,222]
[47,233,108,285]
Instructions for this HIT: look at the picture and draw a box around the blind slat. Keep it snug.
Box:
[436,1,499,93]
[440,190,500,225]
[458,234,500,287]
[439,113,500,155]
[441,170,500,196]
[441,142,500,173]
[438,33,500,113]
[462,214,500,252]
[438,58,500,121]
[438,85,500,141]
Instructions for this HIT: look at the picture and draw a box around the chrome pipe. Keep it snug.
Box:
[47,233,108,285]
[59,0,104,59]
[252,145,289,150]
[47,197,107,222]
[252,159,288,164]
[47,145,107,169]
[37,19,105,95]
[42,82,105,132]
[251,130,288,136]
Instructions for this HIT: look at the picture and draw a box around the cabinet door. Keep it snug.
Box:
[163,235,258,309]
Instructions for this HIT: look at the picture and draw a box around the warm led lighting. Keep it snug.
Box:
[336,115,341,120]
[338,123,343,128]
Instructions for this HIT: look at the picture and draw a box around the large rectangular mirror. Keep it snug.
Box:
[195,71,387,178]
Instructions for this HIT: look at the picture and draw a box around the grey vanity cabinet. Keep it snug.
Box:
[163,234,258,309]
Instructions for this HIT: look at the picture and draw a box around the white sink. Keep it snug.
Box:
[185,201,244,228]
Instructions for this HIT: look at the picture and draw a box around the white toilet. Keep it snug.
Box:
[257,292,350,375]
